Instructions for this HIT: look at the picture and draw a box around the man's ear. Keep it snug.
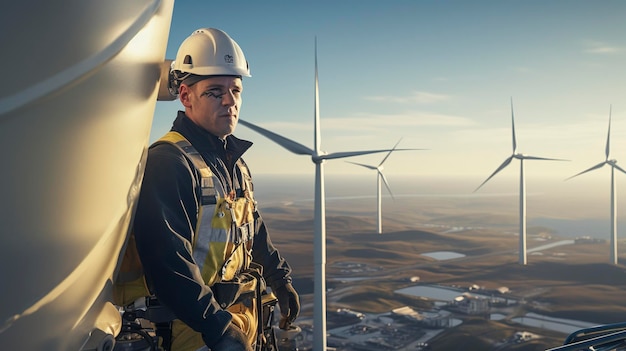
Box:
[179,84,192,108]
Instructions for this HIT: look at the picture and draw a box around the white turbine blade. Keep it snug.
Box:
[566,161,607,180]
[511,97,517,153]
[380,171,394,200]
[521,155,569,161]
[605,105,612,161]
[325,147,426,161]
[314,38,321,155]
[345,161,377,171]
[378,137,403,167]
[475,156,514,192]
[389,147,428,152]
[238,119,314,155]
[324,149,400,160]
[614,163,626,176]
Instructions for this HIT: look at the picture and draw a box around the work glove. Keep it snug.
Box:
[275,283,300,330]
[207,324,252,351]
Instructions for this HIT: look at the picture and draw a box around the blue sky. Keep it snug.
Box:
[152,1,626,197]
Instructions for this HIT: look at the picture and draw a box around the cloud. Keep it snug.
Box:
[584,41,623,54]
[364,91,451,104]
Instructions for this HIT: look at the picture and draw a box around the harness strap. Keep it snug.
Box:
[158,131,254,284]
[157,131,218,205]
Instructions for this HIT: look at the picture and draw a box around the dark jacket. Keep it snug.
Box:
[133,111,292,346]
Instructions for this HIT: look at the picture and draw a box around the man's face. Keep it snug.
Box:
[180,76,243,138]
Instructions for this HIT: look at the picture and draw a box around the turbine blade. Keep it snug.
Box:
[380,171,394,200]
[325,149,402,160]
[613,163,626,176]
[511,97,517,153]
[566,161,607,180]
[605,105,612,161]
[238,119,314,156]
[521,155,570,161]
[345,161,377,171]
[378,137,403,167]
[389,148,429,152]
[475,156,514,192]
[328,148,426,160]
[314,38,321,155]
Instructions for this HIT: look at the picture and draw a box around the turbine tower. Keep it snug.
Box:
[475,98,567,265]
[238,40,401,351]
[346,138,420,234]
[567,105,625,265]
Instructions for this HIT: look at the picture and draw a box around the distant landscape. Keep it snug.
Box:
[253,174,626,350]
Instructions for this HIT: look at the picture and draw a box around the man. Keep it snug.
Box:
[131,28,299,351]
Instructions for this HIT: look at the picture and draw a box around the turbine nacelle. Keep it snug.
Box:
[312,152,327,164]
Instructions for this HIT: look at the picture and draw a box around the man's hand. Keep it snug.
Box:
[275,283,300,329]
[208,324,252,351]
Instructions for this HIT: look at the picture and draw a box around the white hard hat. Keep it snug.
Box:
[169,28,250,94]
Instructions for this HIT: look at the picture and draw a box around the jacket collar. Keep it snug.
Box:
[171,111,252,162]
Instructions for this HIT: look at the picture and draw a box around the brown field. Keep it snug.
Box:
[260,195,626,350]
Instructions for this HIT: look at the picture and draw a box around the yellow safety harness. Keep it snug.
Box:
[114,132,276,350]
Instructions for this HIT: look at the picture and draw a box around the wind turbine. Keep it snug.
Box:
[475,98,568,265]
[346,138,416,234]
[567,105,625,265]
[238,40,402,351]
